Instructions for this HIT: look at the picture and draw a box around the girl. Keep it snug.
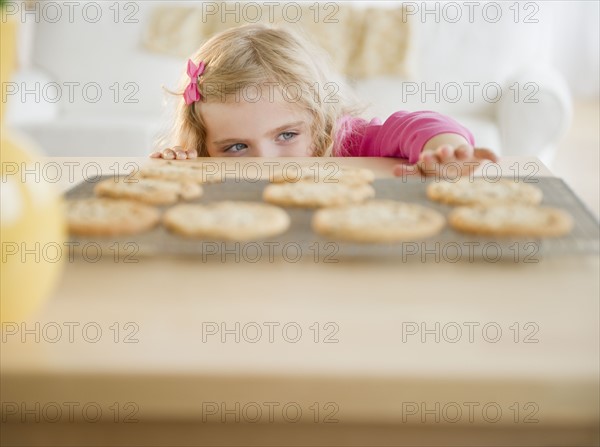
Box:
[150,24,497,177]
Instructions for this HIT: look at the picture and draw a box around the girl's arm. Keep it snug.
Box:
[338,111,497,177]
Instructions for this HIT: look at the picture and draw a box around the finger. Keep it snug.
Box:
[171,146,186,160]
[455,144,474,160]
[474,148,498,163]
[418,152,440,176]
[149,151,161,158]
[186,149,198,159]
[161,148,175,160]
[419,149,436,162]
[435,144,454,163]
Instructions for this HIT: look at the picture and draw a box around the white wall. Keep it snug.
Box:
[349,0,599,100]
[547,1,599,99]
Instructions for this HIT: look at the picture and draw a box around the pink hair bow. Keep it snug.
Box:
[183,59,206,105]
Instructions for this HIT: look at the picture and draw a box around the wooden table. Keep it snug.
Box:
[1,157,598,446]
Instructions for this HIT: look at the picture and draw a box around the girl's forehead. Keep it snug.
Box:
[201,95,311,134]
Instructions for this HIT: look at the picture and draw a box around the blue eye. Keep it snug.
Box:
[278,132,297,142]
[224,143,247,153]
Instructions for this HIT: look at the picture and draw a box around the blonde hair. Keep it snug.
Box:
[160,23,361,157]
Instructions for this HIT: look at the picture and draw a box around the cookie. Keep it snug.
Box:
[427,178,543,206]
[312,200,445,242]
[139,160,224,184]
[67,198,160,236]
[270,164,374,185]
[94,177,202,206]
[163,201,290,241]
[263,181,375,208]
[449,204,573,237]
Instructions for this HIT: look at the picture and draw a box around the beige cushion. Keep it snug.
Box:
[141,4,412,79]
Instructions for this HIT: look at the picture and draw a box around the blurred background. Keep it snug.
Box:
[2,0,599,214]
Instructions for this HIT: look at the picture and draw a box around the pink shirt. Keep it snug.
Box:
[334,111,475,163]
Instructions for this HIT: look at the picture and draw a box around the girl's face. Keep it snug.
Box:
[201,88,315,157]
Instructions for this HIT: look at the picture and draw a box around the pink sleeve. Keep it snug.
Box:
[335,111,475,163]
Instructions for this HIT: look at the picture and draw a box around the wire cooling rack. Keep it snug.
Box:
[65,176,599,262]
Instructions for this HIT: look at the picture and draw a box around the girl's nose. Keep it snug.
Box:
[253,145,280,157]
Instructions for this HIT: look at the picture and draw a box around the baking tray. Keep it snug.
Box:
[64,176,599,262]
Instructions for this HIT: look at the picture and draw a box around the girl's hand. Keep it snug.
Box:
[392,144,498,179]
[149,146,198,160]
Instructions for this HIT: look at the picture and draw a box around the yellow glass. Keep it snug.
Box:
[1,18,67,322]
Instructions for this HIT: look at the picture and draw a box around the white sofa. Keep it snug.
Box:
[6,1,572,162]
